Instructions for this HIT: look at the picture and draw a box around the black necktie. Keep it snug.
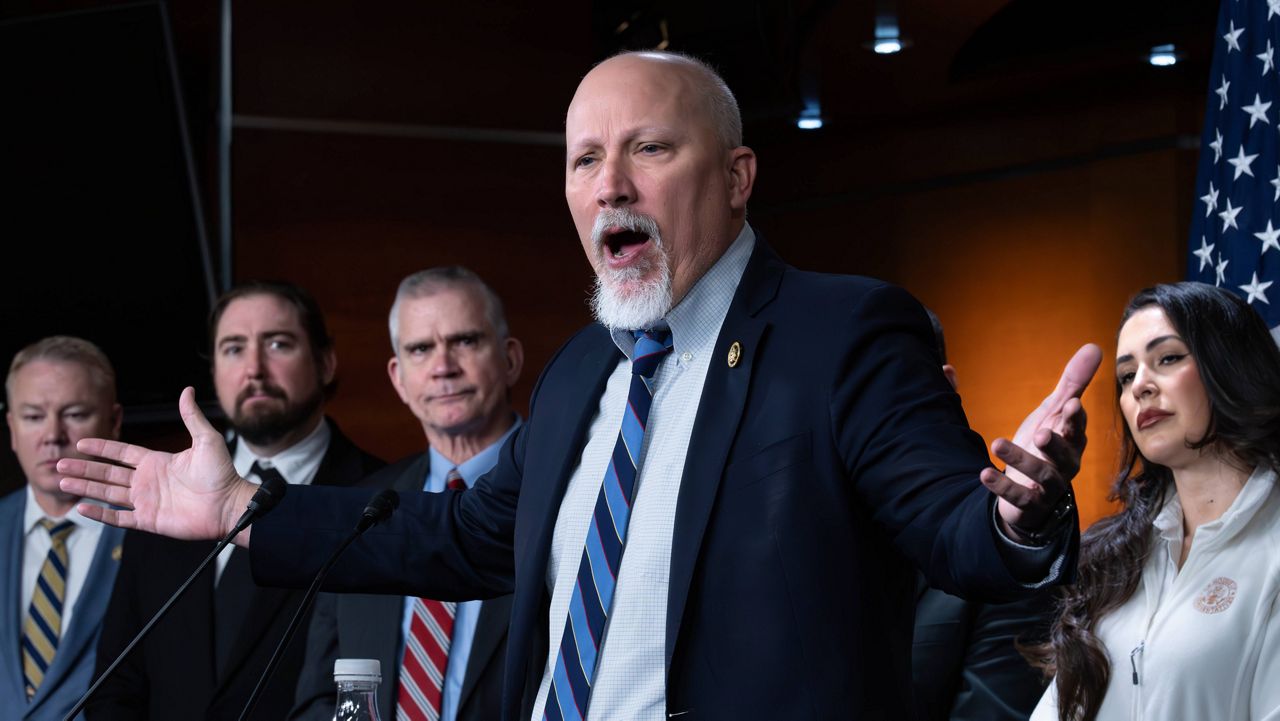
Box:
[213,462,286,680]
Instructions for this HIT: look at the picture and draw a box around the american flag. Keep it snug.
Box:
[1189,0,1280,334]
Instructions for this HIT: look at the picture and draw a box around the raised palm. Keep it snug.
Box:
[58,387,254,541]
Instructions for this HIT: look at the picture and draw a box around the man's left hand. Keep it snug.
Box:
[979,343,1102,542]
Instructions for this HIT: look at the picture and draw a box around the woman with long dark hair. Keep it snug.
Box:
[1029,282,1280,721]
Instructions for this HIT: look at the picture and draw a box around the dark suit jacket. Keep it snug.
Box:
[250,239,1079,720]
[290,452,511,721]
[0,489,125,721]
[912,574,1054,721]
[87,421,383,721]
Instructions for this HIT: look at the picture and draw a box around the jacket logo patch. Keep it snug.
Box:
[1193,576,1238,614]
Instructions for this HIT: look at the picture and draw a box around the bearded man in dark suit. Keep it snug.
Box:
[88,282,383,720]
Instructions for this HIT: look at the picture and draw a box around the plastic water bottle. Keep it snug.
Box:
[332,658,382,721]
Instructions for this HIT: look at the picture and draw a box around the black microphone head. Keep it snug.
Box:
[246,473,288,516]
[360,489,399,528]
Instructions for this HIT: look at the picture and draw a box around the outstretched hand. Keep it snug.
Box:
[58,387,257,542]
[980,343,1102,540]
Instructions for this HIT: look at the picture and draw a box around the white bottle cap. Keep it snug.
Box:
[334,658,381,682]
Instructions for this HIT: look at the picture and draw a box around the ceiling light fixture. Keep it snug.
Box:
[797,101,823,130]
[1148,44,1178,67]
[865,7,910,55]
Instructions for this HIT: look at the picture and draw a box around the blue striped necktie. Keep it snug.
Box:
[544,329,674,721]
[22,518,76,700]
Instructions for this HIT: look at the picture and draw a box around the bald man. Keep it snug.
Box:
[63,51,1098,720]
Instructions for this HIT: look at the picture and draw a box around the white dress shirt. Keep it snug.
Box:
[215,417,332,581]
[531,226,755,721]
[20,486,107,636]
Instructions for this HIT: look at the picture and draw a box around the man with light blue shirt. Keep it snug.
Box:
[292,266,523,721]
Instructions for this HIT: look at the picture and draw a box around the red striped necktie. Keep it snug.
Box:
[396,468,466,721]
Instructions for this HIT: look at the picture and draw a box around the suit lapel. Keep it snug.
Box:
[212,422,364,700]
[346,591,405,712]
[664,241,784,670]
[519,336,620,580]
[391,452,431,495]
[371,453,429,710]
[214,550,296,690]
[458,593,512,710]
[508,333,618,712]
[0,495,25,706]
[313,422,363,488]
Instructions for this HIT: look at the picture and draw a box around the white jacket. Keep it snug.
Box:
[1032,466,1280,721]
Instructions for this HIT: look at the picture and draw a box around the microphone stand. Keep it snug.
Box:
[61,476,287,721]
[235,489,400,721]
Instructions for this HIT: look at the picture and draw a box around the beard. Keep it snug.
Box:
[232,382,324,448]
[589,207,674,331]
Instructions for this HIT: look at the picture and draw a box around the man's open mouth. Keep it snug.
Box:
[604,228,651,260]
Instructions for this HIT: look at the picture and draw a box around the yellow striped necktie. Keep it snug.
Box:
[21,518,76,700]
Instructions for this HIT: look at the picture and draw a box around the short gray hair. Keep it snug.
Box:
[607,50,743,150]
[388,266,510,353]
[6,335,117,406]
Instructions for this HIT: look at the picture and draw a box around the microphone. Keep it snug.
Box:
[236,489,400,721]
[62,475,288,721]
[237,473,289,529]
[355,488,400,533]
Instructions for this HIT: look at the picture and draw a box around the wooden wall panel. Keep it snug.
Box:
[231,129,593,462]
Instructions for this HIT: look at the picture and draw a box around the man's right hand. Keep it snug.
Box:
[58,386,258,545]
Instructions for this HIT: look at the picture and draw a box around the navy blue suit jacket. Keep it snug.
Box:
[251,239,1077,720]
[290,452,511,721]
[0,489,124,721]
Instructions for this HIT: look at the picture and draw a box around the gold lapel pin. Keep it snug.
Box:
[727,341,742,368]
[112,545,123,561]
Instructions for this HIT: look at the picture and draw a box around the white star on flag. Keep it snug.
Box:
[1241,272,1274,303]
[1201,181,1220,217]
[1225,20,1245,53]
[1256,220,1280,254]
[1195,237,1216,271]
[1221,199,1243,232]
[1244,93,1272,127]
[1229,145,1259,179]
[1187,0,1280,332]
[1260,40,1276,74]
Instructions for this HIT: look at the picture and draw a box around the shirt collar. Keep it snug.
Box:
[608,223,756,361]
[427,416,523,489]
[1152,464,1277,541]
[232,416,332,486]
[23,484,102,536]
[1151,488,1184,542]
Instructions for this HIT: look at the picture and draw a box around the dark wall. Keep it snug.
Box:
[1,0,1208,524]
